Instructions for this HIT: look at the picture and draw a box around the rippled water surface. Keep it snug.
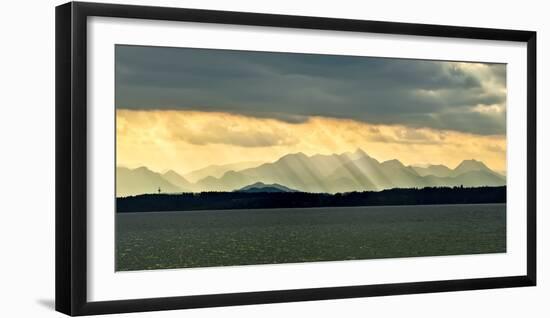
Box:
[116,203,506,271]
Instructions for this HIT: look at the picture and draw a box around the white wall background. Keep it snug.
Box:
[0,0,547,316]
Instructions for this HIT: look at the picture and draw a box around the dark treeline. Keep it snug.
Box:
[117,186,506,213]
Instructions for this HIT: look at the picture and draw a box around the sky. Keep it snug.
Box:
[115,45,507,175]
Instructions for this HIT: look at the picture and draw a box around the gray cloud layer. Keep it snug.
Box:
[115,45,506,135]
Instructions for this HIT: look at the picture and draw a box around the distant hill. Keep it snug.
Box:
[183,161,264,183]
[116,167,182,197]
[117,150,506,196]
[195,170,255,191]
[411,164,453,177]
[236,182,298,193]
[438,170,505,187]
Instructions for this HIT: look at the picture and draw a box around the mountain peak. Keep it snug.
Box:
[455,159,488,170]
[341,148,370,160]
[354,148,370,158]
[462,159,482,163]
[134,166,154,173]
[450,159,494,178]
[293,152,308,158]
[163,169,180,176]
[382,159,405,167]
[162,169,189,181]
[277,152,309,162]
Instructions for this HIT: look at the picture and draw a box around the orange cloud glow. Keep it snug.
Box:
[116,110,506,175]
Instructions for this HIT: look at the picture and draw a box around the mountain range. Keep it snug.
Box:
[116,149,505,197]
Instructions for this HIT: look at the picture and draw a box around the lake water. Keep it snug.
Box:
[116,203,506,271]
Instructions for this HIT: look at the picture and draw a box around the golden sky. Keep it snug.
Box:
[116,109,506,175]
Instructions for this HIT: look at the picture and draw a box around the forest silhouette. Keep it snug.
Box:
[117,186,506,212]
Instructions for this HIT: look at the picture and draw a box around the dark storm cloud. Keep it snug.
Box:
[115,45,506,135]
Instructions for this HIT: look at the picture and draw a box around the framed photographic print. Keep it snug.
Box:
[55,1,536,316]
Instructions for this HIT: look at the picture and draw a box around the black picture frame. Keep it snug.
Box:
[55,1,537,316]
